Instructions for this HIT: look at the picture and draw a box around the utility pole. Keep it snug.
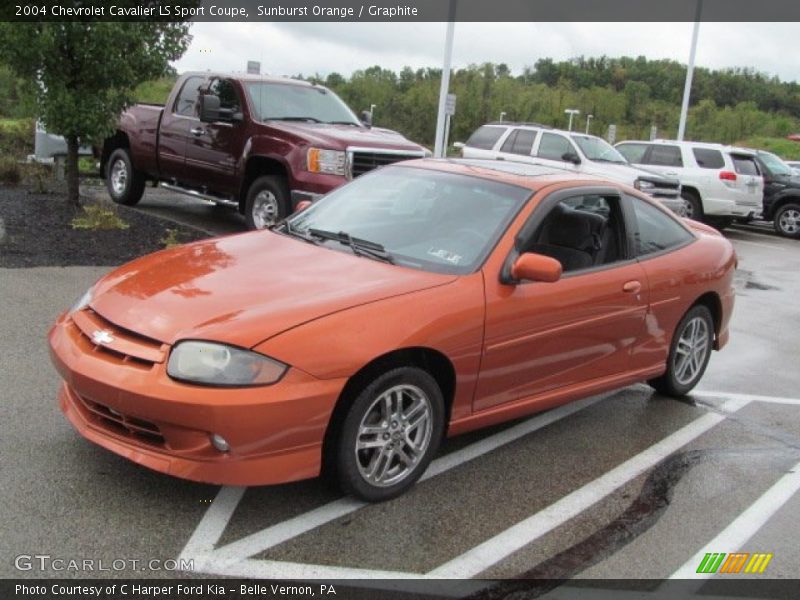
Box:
[678,0,703,141]
[433,0,457,158]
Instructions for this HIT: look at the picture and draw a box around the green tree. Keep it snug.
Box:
[0,15,196,206]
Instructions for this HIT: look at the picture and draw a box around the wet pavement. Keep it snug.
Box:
[2,195,799,595]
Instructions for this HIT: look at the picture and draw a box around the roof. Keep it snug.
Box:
[629,139,758,155]
[182,71,319,87]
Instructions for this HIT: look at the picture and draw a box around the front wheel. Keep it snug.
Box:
[680,190,702,221]
[244,176,289,230]
[334,367,444,502]
[649,305,714,397]
[773,203,800,239]
[106,148,145,206]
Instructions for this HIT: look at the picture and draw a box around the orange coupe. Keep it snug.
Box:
[49,159,735,501]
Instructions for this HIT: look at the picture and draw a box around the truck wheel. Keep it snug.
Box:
[680,190,702,221]
[773,203,800,239]
[106,148,145,206]
[245,176,289,230]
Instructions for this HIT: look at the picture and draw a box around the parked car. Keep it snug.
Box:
[100,72,426,229]
[751,150,800,238]
[49,159,735,501]
[457,123,685,215]
[785,161,800,177]
[615,140,764,227]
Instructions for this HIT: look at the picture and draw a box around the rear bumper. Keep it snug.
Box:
[48,313,346,486]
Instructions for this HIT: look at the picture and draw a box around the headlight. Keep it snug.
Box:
[70,288,93,313]
[167,341,288,387]
[634,179,656,191]
[307,147,347,176]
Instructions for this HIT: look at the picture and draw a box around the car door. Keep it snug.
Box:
[157,75,206,181]
[533,131,582,173]
[727,152,763,213]
[182,77,247,195]
[495,128,538,164]
[474,188,649,411]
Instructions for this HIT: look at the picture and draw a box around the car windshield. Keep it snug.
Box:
[245,82,361,125]
[759,152,794,177]
[571,134,628,164]
[283,166,531,274]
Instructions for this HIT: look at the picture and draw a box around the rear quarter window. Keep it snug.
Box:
[629,196,694,256]
[692,148,725,169]
[731,155,760,176]
[466,126,507,150]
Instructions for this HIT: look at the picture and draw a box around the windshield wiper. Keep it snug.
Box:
[326,120,361,127]
[270,116,322,123]
[275,221,318,244]
[308,228,394,264]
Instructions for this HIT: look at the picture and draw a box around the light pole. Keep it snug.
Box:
[370,103,377,123]
[433,0,457,158]
[585,114,594,134]
[678,0,703,141]
[565,109,580,132]
[499,111,507,123]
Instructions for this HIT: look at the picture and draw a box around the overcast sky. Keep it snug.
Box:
[173,22,799,83]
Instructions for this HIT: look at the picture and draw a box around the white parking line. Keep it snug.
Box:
[427,398,749,578]
[693,390,800,406]
[670,457,800,579]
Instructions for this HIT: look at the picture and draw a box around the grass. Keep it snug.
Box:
[0,156,21,185]
[71,204,129,231]
[735,136,800,161]
[134,77,176,105]
[0,117,34,157]
[160,228,183,248]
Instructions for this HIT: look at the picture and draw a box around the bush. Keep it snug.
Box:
[736,136,800,161]
[0,118,34,158]
[71,204,129,231]
[0,156,21,185]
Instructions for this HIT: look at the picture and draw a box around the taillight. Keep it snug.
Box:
[719,171,737,181]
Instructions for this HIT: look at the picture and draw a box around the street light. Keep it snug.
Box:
[499,111,507,123]
[370,103,377,123]
[565,109,580,132]
[585,114,594,134]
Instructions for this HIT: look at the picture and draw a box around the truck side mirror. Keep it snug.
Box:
[360,110,372,128]
[199,94,221,123]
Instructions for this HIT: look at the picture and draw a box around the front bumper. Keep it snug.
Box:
[48,312,346,486]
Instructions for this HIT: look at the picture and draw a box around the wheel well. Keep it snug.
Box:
[240,156,289,212]
[771,195,800,217]
[100,131,130,178]
[320,347,457,473]
[681,186,703,212]
[693,292,722,348]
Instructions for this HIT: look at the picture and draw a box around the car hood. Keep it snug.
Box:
[264,121,426,152]
[583,161,676,185]
[89,232,456,348]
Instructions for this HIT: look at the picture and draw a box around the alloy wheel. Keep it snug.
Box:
[673,316,710,386]
[110,159,128,195]
[778,208,800,235]
[252,190,279,229]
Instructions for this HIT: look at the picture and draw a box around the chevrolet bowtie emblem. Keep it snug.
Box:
[91,329,114,345]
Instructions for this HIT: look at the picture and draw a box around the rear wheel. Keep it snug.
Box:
[106,148,145,206]
[244,176,289,230]
[334,367,444,502]
[649,305,714,397]
[773,203,800,238]
[680,190,702,221]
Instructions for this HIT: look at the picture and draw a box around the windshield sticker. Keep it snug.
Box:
[427,247,463,264]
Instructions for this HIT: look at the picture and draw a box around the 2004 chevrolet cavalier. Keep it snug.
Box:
[49,159,736,501]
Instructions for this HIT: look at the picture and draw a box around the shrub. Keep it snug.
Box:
[160,228,182,248]
[71,204,129,230]
[0,118,34,158]
[0,156,21,185]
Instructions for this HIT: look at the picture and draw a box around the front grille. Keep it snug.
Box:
[349,150,424,179]
[70,309,165,367]
[76,393,165,448]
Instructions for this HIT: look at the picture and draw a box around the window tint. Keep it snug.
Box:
[501,129,536,156]
[692,148,725,169]
[537,133,573,161]
[208,78,241,113]
[647,145,683,167]
[731,155,759,176]
[174,76,205,117]
[466,126,506,150]
[630,196,694,256]
[617,143,649,164]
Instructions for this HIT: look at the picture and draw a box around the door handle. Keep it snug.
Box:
[623,280,642,293]
[190,127,206,136]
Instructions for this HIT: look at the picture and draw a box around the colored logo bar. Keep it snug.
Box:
[696,552,773,574]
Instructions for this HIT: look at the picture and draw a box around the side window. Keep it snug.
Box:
[647,145,683,167]
[500,130,519,153]
[500,129,536,156]
[629,196,694,257]
[692,148,724,169]
[522,194,626,273]
[208,78,241,113]
[173,76,205,117]
[617,143,649,164]
[537,133,573,161]
[466,126,506,150]
[731,155,760,176]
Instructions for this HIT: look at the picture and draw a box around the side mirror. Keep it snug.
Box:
[511,253,562,283]
[562,151,581,165]
[360,110,373,127]
[294,200,313,213]
[199,94,221,123]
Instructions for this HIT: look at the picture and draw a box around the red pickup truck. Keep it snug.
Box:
[101,72,427,229]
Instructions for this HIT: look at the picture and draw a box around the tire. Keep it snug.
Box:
[680,190,703,221]
[649,305,714,397]
[244,176,289,230]
[773,202,800,239]
[106,148,145,206]
[334,367,445,502]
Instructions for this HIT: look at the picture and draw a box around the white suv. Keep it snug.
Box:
[615,140,764,225]
[458,123,684,215]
